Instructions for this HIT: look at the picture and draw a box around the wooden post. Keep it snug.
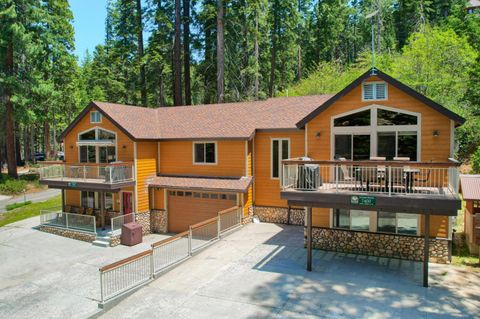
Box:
[61,189,65,212]
[306,206,312,271]
[423,214,430,288]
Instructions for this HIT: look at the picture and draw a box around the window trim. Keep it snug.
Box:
[362,81,388,102]
[271,138,291,180]
[192,141,218,165]
[90,111,102,124]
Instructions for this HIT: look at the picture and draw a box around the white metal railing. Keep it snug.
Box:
[40,210,96,234]
[99,206,243,305]
[39,163,134,184]
[110,213,136,235]
[99,250,153,303]
[281,159,460,197]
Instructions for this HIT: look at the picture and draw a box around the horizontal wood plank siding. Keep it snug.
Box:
[313,208,330,227]
[254,131,305,207]
[159,140,246,177]
[136,141,158,212]
[152,188,165,210]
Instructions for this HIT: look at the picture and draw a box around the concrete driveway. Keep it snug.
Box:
[0,217,171,318]
[101,223,480,319]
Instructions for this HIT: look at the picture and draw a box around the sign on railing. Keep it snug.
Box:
[99,206,243,305]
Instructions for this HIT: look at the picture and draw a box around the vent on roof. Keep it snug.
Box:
[363,82,387,101]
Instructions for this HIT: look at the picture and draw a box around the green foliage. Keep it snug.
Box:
[0,195,61,227]
[471,147,480,174]
[6,201,32,211]
[0,178,27,195]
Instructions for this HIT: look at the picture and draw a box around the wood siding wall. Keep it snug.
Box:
[254,130,305,207]
[136,141,158,212]
[152,188,166,210]
[159,140,246,177]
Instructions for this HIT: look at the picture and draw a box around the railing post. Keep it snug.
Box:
[66,213,69,229]
[335,165,339,193]
[83,166,86,179]
[188,227,192,256]
[150,251,155,278]
[99,270,104,305]
[388,166,392,197]
[109,166,113,183]
[93,216,97,235]
[217,215,221,239]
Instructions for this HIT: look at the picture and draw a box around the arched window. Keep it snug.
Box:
[332,105,420,161]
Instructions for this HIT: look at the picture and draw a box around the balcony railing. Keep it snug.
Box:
[281,158,460,198]
[39,163,134,184]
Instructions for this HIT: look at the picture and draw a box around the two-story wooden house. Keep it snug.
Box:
[40,69,462,277]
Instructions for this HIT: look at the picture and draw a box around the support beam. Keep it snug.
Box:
[61,189,65,212]
[423,214,430,288]
[306,206,312,271]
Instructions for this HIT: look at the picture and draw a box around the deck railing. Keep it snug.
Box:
[110,213,136,235]
[39,163,134,184]
[40,210,96,234]
[281,159,460,197]
[99,206,243,305]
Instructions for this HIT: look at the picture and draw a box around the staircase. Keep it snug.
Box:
[92,235,111,247]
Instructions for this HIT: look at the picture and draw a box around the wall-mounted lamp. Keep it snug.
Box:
[433,130,439,137]
[70,145,73,149]
[123,145,127,149]
[315,132,321,138]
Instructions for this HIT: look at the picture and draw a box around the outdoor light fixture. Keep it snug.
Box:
[316,132,321,138]
[433,130,439,137]
[70,145,73,149]
[123,145,127,149]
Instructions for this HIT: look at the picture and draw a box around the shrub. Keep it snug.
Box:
[6,201,32,211]
[472,147,480,174]
[0,179,28,195]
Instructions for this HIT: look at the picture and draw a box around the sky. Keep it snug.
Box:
[70,0,108,62]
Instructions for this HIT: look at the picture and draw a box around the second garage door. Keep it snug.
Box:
[168,190,237,233]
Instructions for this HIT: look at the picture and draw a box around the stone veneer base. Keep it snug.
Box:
[150,209,168,233]
[40,225,96,243]
[135,211,151,235]
[254,206,305,225]
[308,227,450,264]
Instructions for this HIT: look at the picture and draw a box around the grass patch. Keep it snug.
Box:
[6,201,32,211]
[0,195,61,227]
[452,232,479,269]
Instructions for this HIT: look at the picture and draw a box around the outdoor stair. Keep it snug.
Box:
[92,236,111,248]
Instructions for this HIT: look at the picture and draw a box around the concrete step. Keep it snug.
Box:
[92,236,111,248]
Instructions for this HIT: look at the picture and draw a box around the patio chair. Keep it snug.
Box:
[338,158,358,189]
[64,205,72,213]
[78,207,85,215]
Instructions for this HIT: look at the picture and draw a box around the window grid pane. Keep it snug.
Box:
[272,140,279,178]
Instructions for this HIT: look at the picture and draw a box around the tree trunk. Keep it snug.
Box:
[254,12,259,100]
[269,15,278,97]
[173,0,183,106]
[24,127,31,163]
[4,42,17,178]
[15,123,22,166]
[136,0,147,106]
[183,0,192,105]
[216,0,225,103]
[44,121,51,160]
[297,46,302,81]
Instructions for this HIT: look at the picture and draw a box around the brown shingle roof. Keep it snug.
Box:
[92,95,333,140]
[149,175,253,192]
[460,175,480,201]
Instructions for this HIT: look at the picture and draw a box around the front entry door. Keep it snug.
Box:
[122,192,133,215]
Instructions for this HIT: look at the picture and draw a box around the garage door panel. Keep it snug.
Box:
[168,194,236,233]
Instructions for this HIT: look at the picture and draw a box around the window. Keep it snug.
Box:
[333,209,371,231]
[378,212,418,235]
[79,129,96,141]
[378,109,417,126]
[78,128,116,164]
[272,138,289,179]
[228,194,237,201]
[377,131,417,161]
[210,193,218,199]
[105,193,113,210]
[334,110,370,127]
[98,129,115,140]
[193,192,201,198]
[90,111,102,123]
[81,191,96,208]
[220,194,227,200]
[362,82,387,101]
[194,142,216,164]
[80,145,96,163]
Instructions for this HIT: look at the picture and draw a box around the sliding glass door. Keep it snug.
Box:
[334,134,371,161]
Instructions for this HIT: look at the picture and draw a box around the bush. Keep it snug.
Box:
[0,179,28,195]
[472,147,480,174]
[6,201,32,211]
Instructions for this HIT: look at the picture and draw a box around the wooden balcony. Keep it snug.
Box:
[39,163,135,191]
[280,159,461,216]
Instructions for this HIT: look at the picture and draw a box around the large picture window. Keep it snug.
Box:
[378,212,418,235]
[78,128,116,164]
[194,142,216,164]
[272,138,289,179]
[333,106,419,161]
[334,209,371,231]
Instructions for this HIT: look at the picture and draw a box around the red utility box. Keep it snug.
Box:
[121,222,143,246]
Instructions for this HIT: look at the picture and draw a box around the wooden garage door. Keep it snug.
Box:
[168,191,237,233]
